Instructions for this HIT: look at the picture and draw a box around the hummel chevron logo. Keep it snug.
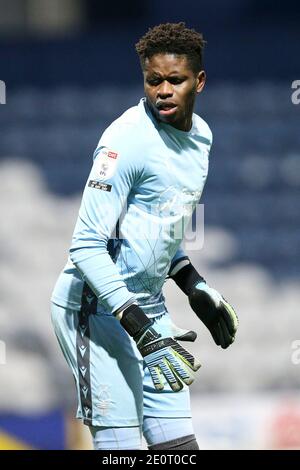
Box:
[79,324,88,337]
[81,386,89,398]
[83,406,91,417]
[86,295,94,304]
[79,344,87,357]
[80,366,87,377]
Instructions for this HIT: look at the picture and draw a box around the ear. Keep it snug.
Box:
[196,70,206,93]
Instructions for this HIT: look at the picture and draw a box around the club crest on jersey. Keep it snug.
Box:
[92,146,119,181]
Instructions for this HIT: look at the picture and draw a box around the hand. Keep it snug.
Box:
[136,326,201,392]
[189,282,238,349]
[117,303,201,392]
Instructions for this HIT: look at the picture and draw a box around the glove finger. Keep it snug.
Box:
[148,364,164,391]
[210,325,221,346]
[166,353,196,386]
[219,316,234,349]
[215,322,227,349]
[159,359,183,392]
[220,301,238,335]
[174,330,197,342]
[173,366,194,387]
[170,341,201,372]
[171,324,197,342]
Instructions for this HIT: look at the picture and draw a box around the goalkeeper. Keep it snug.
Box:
[51,22,238,450]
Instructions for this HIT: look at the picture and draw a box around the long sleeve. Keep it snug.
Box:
[69,125,142,313]
[168,245,190,276]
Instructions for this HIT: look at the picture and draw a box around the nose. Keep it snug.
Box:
[157,80,173,98]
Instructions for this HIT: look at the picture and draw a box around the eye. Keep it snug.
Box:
[146,78,162,86]
[169,77,185,85]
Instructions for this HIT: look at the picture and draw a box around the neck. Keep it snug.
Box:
[172,116,193,132]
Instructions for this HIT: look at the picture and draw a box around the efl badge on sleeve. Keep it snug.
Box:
[92,146,119,181]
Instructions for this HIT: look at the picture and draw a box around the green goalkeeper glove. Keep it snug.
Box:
[116,303,201,391]
[189,281,238,349]
[170,263,238,349]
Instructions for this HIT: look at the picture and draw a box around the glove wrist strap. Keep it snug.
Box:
[119,303,153,339]
[171,263,205,296]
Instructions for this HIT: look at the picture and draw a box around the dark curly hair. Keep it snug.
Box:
[135,22,206,74]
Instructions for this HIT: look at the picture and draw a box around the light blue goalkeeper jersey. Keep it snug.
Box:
[51,98,212,317]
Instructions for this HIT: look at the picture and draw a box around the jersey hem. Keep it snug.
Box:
[77,415,142,427]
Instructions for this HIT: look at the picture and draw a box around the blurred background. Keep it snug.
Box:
[0,0,300,450]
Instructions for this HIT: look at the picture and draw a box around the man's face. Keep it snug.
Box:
[143,53,205,132]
